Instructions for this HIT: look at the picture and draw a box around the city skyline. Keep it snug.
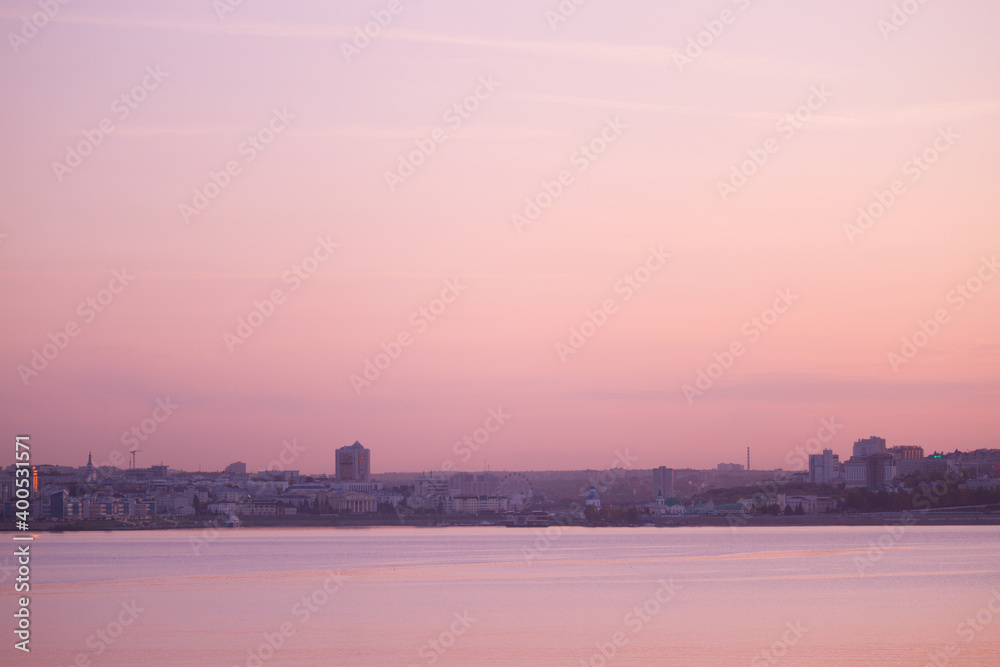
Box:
[3,4,999,666]
[12,435,998,529]
[3,1,999,476]
[25,431,989,479]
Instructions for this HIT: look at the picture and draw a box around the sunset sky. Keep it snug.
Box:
[2,1,998,475]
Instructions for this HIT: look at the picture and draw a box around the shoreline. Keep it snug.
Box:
[4,511,1000,532]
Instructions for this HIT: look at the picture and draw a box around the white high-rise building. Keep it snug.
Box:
[853,436,887,458]
[808,449,839,484]
[335,441,370,482]
[845,436,896,490]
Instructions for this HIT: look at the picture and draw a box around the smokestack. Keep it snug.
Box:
[747,446,750,471]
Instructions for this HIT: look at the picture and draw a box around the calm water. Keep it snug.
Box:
[4,526,999,666]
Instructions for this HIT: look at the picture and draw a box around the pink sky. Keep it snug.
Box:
[1,1,998,474]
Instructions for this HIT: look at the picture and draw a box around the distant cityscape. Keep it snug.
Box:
[3,436,1000,528]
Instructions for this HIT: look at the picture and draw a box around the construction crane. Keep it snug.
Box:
[130,448,143,470]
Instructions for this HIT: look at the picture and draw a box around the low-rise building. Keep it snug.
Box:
[777,494,837,514]
[327,490,376,513]
[207,501,238,515]
[446,495,509,514]
[239,501,277,516]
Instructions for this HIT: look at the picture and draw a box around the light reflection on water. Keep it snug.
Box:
[12,526,1000,666]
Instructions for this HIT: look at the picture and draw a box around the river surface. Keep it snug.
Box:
[3,525,999,666]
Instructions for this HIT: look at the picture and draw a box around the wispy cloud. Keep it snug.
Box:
[571,372,1000,404]
[386,27,671,65]
[511,92,1000,129]
[109,123,566,140]
[813,100,1000,129]
[0,11,354,39]
[1,10,672,65]
[507,92,752,119]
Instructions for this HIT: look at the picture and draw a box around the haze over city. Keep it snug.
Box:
[2,0,998,476]
[4,4,1000,667]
